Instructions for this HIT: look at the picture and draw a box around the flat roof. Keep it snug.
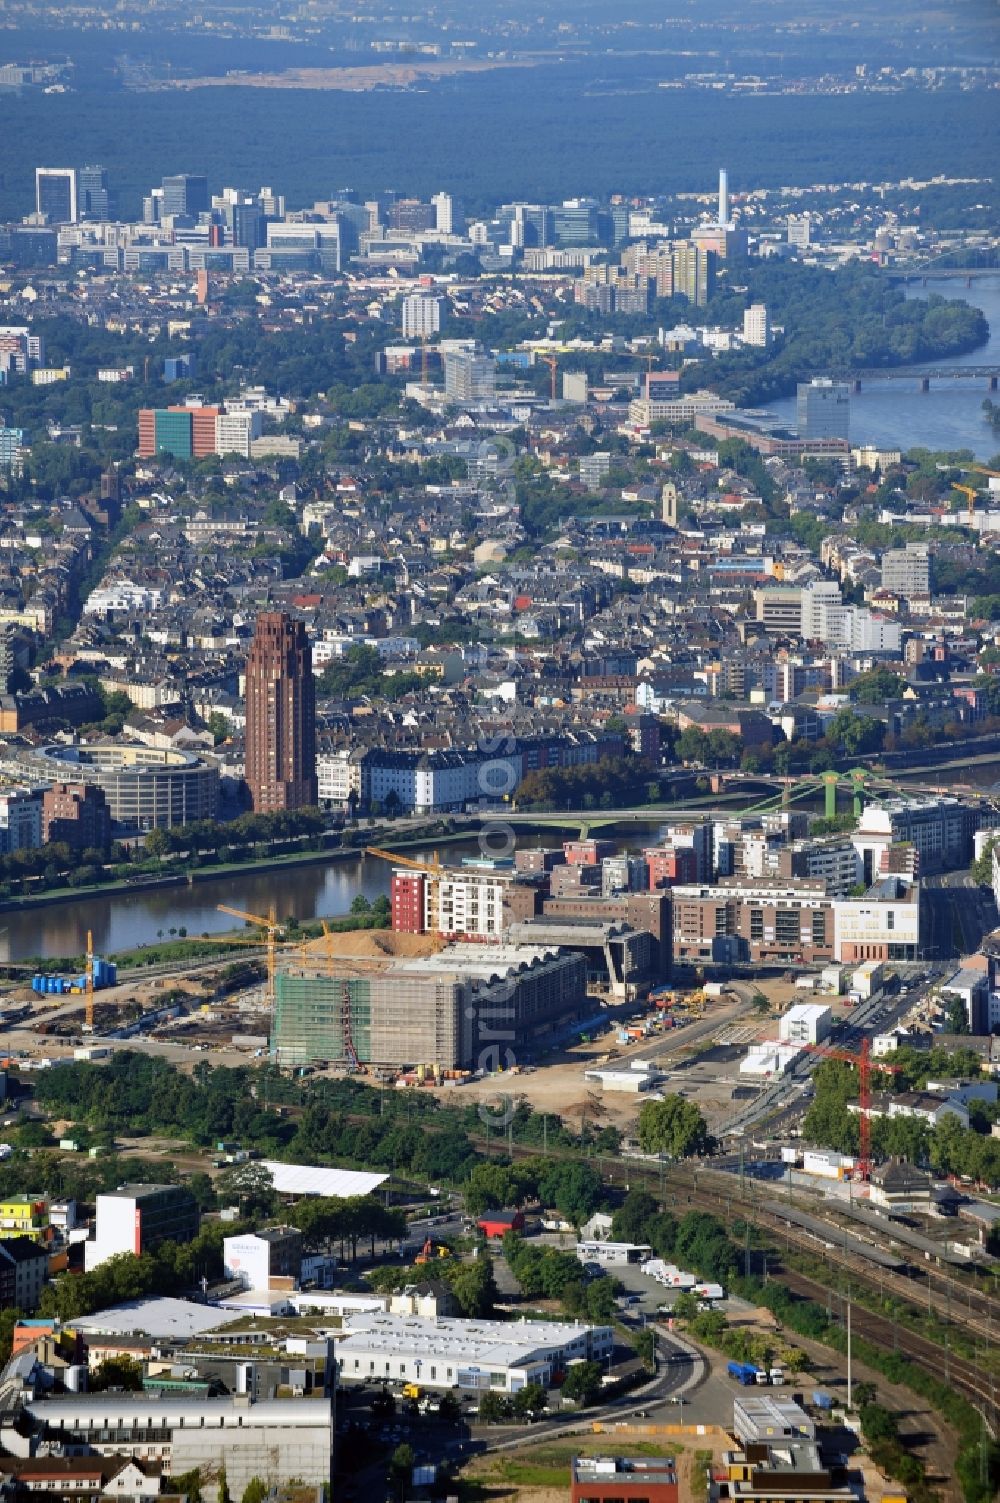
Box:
[260,1162,388,1199]
[572,1457,677,1484]
[337,1312,604,1368]
[70,1298,234,1341]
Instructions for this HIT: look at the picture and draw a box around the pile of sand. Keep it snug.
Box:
[298,929,440,961]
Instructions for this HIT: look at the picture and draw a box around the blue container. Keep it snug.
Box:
[32,975,42,992]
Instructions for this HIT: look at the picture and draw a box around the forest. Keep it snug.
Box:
[0,64,995,223]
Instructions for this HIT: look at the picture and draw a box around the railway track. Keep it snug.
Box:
[777,1264,998,1423]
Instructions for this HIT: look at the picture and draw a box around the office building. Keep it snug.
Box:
[853,796,988,880]
[572,1457,678,1503]
[18,1396,333,1495]
[0,1239,49,1313]
[444,349,496,404]
[271,943,585,1070]
[215,408,263,458]
[881,541,931,597]
[245,611,317,813]
[11,743,219,831]
[431,191,463,234]
[35,168,77,224]
[0,789,43,854]
[742,303,770,347]
[137,404,221,460]
[787,214,812,249]
[672,878,834,966]
[161,174,209,219]
[78,165,110,220]
[778,1003,832,1045]
[797,378,850,441]
[0,1195,50,1241]
[84,1184,199,1272]
[41,782,112,851]
[401,294,443,340]
[336,1311,612,1392]
[223,1227,303,1292]
[553,198,600,247]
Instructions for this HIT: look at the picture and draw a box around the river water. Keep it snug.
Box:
[6,276,1000,964]
[768,274,1000,459]
[0,823,680,962]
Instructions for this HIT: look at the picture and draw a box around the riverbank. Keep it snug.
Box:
[0,819,518,920]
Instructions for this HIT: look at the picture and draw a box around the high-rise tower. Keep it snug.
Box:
[245,612,317,812]
[718,168,730,227]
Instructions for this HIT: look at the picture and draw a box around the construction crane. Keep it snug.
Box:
[342,980,361,1073]
[365,846,447,934]
[216,905,283,1008]
[799,1038,900,1185]
[84,929,94,1033]
[538,353,558,401]
[952,464,1000,527]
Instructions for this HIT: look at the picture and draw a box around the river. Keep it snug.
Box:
[0,823,680,962]
[767,273,1000,459]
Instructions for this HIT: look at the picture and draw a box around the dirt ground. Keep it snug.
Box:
[459,1429,732,1503]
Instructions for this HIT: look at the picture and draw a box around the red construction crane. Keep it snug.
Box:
[799,1037,900,1185]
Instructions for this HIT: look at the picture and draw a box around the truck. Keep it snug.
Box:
[692,1282,725,1302]
[769,1369,786,1386]
[727,1361,759,1386]
[402,1383,422,1401]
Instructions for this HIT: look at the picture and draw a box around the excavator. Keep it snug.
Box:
[414,1236,452,1265]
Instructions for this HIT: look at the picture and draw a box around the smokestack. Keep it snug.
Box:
[718,168,729,226]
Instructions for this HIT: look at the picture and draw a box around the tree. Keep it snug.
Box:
[389,1443,415,1496]
[585,1276,618,1323]
[637,1096,712,1159]
[971,836,997,886]
[477,1391,514,1423]
[561,1360,603,1406]
[216,1162,276,1218]
[89,1355,143,1391]
[437,1392,462,1424]
[174,1473,203,1503]
[610,1189,659,1245]
[218,1470,231,1503]
[144,827,170,860]
[634,1329,656,1371]
[860,1403,899,1444]
[944,995,970,1035]
[513,1382,548,1419]
[446,1254,497,1318]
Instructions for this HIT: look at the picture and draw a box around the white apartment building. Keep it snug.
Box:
[437,871,507,938]
[742,302,770,346]
[832,878,921,962]
[0,788,43,854]
[778,1002,832,1045]
[83,582,165,616]
[215,409,263,458]
[401,294,443,340]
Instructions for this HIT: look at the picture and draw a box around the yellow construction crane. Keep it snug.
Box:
[216,905,283,1008]
[538,353,558,401]
[85,929,94,1033]
[953,465,1000,526]
[365,847,445,936]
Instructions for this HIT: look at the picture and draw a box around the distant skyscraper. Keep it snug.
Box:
[444,350,496,404]
[245,612,317,813]
[35,168,77,223]
[787,214,812,250]
[78,164,110,220]
[401,294,443,340]
[161,174,209,219]
[431,191,464,235]
[718,167,730,227]
[797,378,850,441]
[743,303,770,347]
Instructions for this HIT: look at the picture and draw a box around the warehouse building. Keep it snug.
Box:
[16,1396,332,1494]
[271,943,585,1069]
[335,1312,613,1392]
